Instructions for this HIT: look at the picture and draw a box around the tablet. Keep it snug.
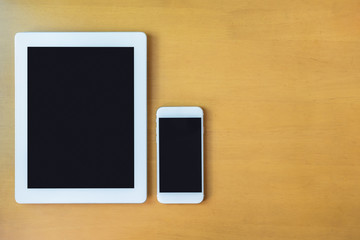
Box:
[15,32,147,203]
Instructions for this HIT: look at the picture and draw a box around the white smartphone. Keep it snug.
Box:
[156,106,204,204]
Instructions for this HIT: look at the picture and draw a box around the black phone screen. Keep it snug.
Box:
[159,118,202,192]
[27,47,134,188]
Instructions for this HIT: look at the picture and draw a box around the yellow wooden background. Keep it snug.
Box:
[1,0,360,239]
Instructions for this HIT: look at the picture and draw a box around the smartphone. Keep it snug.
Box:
[156,106,204,204]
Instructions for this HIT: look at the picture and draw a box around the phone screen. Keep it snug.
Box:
[159,118,202,192]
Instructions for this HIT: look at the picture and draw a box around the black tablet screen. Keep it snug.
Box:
[27,47,134,188]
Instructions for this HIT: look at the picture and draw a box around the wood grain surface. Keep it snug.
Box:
[1,0,360,239]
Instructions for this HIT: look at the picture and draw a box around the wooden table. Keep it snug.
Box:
[1,0,360,239]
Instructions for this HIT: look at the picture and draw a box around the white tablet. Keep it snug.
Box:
[15,32,147,203]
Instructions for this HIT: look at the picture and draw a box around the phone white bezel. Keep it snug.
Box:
[15,32,147,203]
[156,106,204,204]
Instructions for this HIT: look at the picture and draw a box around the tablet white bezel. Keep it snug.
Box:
[15,32,147,203]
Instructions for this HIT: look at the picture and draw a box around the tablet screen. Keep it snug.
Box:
[27,47,134,188]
